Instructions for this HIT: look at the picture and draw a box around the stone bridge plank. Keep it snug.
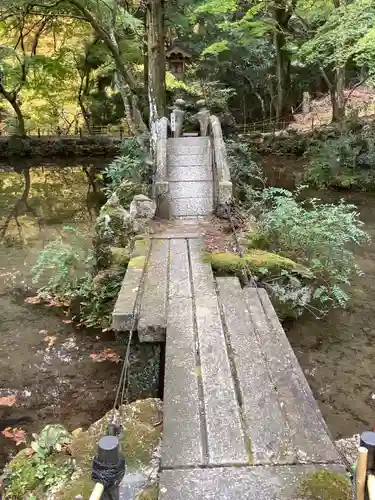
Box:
[217,277,296,465]
[111,238,150,331]
[137,239,169,342]
[244,287,340,464]
[162,295,204,468]
[188,239,248,465]
[158,464,347,500]
[168,238,191,298]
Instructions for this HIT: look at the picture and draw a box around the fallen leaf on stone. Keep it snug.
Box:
[44,336,57,348]
[1,427,26,446]
[89,349,120,363]
[0,395,17,407]
[24,296,41,304]
[39,329,48,335]
[62,319,73,324]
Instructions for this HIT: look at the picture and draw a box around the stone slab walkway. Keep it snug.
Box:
[112,232,345,498]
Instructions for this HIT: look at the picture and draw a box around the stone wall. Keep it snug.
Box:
[0,135,122,158]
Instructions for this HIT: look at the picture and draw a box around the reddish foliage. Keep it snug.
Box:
[0,395,17,407]
[2,427,26,446]
[89,349,120,363]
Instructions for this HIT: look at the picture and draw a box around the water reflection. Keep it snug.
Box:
[0,160,105,245]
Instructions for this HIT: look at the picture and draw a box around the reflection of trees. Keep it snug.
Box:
[0,169,41,239]
[0,161,107,242]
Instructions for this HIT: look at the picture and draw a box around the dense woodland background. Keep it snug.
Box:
[1,0,375,136]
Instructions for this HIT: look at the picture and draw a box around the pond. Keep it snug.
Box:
[0,159,159,472]
[261,155,375,439]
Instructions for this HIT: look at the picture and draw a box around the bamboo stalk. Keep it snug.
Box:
[368,474,375,500]
[89,482,104,500]
[357,446,368,500]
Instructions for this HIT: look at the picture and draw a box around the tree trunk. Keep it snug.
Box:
[273,4,293,122]
[10,97,26,136]
[331,67,346,123]
[147,0,166,127]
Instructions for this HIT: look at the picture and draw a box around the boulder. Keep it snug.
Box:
[129,194,156,234]
[130,194,156,220]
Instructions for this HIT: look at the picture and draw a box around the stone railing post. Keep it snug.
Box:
[172,99,185,138]
[196,99,210,137]
[209,115,232,206]
[153,116,169,218]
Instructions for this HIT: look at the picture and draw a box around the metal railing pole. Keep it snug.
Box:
[90,435,121,500]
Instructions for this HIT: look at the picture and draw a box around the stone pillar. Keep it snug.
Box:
[196,99,210,136]
[172,99,185,138]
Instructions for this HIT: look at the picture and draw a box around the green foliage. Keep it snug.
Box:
[103,139,149,202]
[226,138,265,187]
[306,126,375,190]
[3,425,74,499]
[31,226,93,300]
[255,187,370,314]
[31,425,72,459]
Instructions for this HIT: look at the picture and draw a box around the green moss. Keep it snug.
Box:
[297,470,351,500]
[3,451,39,498]
[128,255,146,269]
[137,485,159,500]
[209,249,298,277]
[246,231,270,250]
[60,399,162,500]
[110,247,130,267]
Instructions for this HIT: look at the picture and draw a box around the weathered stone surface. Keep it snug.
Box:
[244,287,340,464]
[167,136,210,154]
[168,153,211,168]
[170,197,214,217]
[168,164,213,182]
[138,239,169,342]
[217,277,295,465]
[130,194,157,219]
[159,464,348,500]
[112,238,150,331]
[189,239,248,465]
[169,180,213,200]
[168,238,191,298]
[162,296,203,467]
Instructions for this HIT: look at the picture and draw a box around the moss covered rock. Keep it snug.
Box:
[208,249,311,279]
[117,179,148,209]
[110,247,131,267]
[58,398,162,500]
[3,399,162,500]
[297,470,351,500]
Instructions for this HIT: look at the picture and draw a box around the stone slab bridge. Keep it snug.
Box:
[112,116,346,499]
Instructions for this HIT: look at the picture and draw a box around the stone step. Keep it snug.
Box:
[168,164,213,182]
[167,153,211,168]
[168,180,213,200]
[137,239,169,342]
[169,197,214,217]
[111,238,150,331]
[188,239,248,466]
[243,286,340,464]
[159,464,347,500]
[167,136,210,155]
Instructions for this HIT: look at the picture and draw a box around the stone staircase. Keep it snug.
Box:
[167,136,214,217]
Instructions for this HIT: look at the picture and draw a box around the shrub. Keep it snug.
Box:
[31,226,93,300]
[306,127,375,190]
[256,188,369,313]
[226,139,265,188]
[103,138,150,202]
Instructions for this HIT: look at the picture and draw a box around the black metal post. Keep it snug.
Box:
[97,435,120,500]
[360,431,375,472]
